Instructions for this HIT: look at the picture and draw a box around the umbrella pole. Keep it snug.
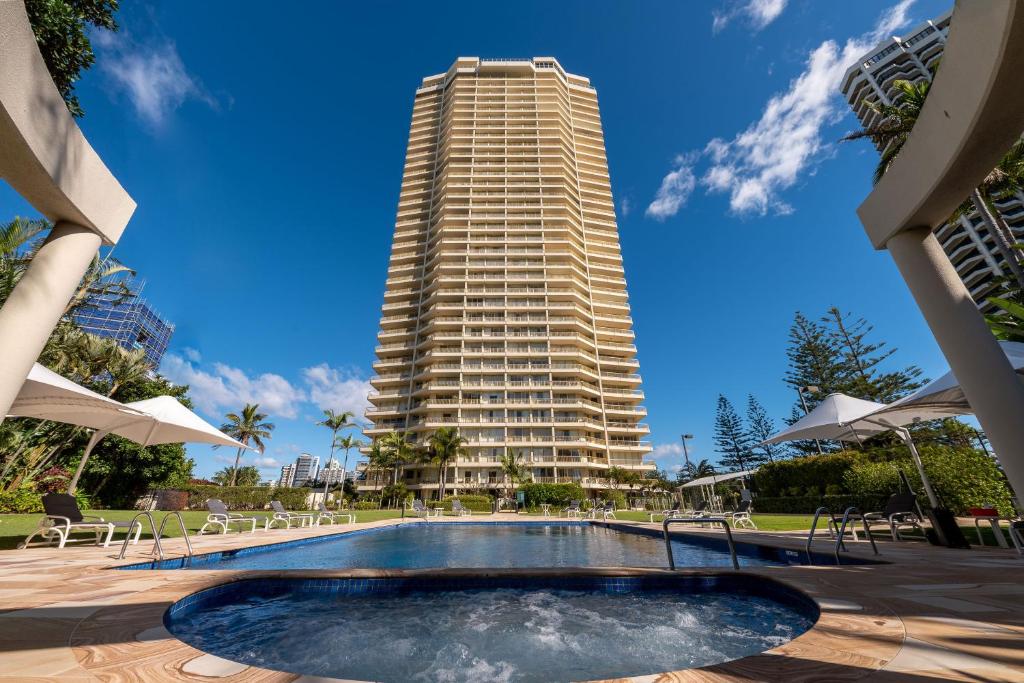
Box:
[68,430,108,495]
[894,427,940,509]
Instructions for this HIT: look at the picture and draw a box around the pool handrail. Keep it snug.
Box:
[117,511,158,560]
[806,506,847,564]
[834,506,880,565]
[156,511,193,559]
[663,516,739,570]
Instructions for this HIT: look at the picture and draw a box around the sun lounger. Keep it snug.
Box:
[315,502,353,525]
[650,507,681,523]
[599,502,616,520]
[199,499,263,534]
[19,493,142,549]
[451,499,476,517]
[410,499,431,518]
[724,499,756,529]
[270,500,315,528]
[563,500,582,518]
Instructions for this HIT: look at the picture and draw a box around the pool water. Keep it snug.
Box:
[136,522,789,570]
[166,577,817,682]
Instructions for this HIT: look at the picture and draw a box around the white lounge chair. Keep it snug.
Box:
[410,499,432,518]
[19,493,142,549]
[649,507,680,523]
[563,500,582,518]
[199,499,261,534]
[316,502,353,525]
[451,499,476,517]
[724,500,757,529]
[270,500,315,528]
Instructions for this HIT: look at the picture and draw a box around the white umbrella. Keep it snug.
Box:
[8,363,147,426]
[760,392,940,508]
[65,395,247,493]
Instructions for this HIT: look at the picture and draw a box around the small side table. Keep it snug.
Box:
[432,507,444,518]
[540,504,551,517]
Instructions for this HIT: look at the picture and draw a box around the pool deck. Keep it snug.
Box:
[0,515,1021,682]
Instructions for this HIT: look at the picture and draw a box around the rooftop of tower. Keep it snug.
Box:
[418,57,592,93]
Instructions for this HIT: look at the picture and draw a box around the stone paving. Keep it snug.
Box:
[0,515,1021,681]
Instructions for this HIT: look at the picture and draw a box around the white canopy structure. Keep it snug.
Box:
[680,469,756,488]
[760,392,940,509]
[867,341,1024,425]
[8,363,246,493]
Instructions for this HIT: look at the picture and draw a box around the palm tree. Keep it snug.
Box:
[316,409,355,499]
[380,430,416,485]
[427,426,467,501]
[499,448,531,498]
[843,79,1024,288]
[679,458,717,483]
[334,433,365,497]
[216,404,275,486]
[105,346,151,398]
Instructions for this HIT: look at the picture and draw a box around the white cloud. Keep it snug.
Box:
[644,155,697,220]
[160,353,306,419]
[98,32,216,127]
[252,456,281,468]
[182,347,202,363]
[651,443,683,459]
[302,363,372,418]
[713,0,788,33]
[619,197,632,217]
[649,1,915,220]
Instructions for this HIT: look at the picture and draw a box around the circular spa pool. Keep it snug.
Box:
[165,574,818,682]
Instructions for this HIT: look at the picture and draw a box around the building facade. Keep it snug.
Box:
[363,57,653,499]
[320,458,345,486]
[840,11,1024,309]
[292,454,320,487]
[74,285,175,367]
[278,463,296,488]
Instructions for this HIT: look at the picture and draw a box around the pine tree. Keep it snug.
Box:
[746,394,785,463]
[823,307,925,403]
[784,312,845,410]
[713,395,756,471]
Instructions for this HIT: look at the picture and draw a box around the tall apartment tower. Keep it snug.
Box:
[364,57,653,498]
[841,11,1024,309]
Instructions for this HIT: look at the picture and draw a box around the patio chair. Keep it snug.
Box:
[600,502,616,520]
[410,499,431,518]
[563,500,582,518]
[864,491,924,541]
[451,499,475,517]
[725,499,757,529]
[270,500,315,528]
[649,506,681,523]
[199,499,262,534]
[19,493,142,549]
[315,502,353,526]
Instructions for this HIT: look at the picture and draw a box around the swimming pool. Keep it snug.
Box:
[165,573,818,682]
[122,521,800,570]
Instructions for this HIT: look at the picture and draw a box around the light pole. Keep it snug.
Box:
[797,385,824,455]
[680,433,694,476]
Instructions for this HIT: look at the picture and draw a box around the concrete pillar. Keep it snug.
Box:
[0,222,102,421]
[887,227,1024,500]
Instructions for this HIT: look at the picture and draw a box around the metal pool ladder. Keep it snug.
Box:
[663,516,739,570]
[116,511,193,561]
[805,506,843,565]
[832,506,879,565]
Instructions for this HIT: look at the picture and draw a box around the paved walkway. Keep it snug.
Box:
[0,515,1021,681]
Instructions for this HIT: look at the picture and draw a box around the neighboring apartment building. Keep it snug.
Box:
[840,10,1024,309]
[363,57,653,499]
[320,458,346,486]
[278,463,296,488]
[74,285,175,367]
[292,454,320,486]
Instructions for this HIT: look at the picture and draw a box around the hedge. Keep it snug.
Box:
[519,482,585,508]
[752,494,889,515]
[0,487,91,513]
[182,486,309,511]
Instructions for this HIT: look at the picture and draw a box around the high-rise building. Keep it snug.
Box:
[840,11,1024,310]
[320,458,345,486]
[74,284,175,367]
[364,57,653,499]
[278,463,296,488]
[292,453,320,486]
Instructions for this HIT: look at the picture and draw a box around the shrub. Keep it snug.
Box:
[182,486,309,511]
[753,494,889,515]
[596,489,626,508]
[0,487,90,513]
[519,482,585,508]
[434,494,493,513]
[754,453,857,497]
[352,501,380,510]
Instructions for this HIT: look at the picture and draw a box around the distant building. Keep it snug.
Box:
[320,458,345,486]
[278,463,296,488]
[74,284,174,367]
[292,453,320,486]
[840,10,1024,310]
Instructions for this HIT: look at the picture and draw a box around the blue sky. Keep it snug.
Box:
[2,0,955,480]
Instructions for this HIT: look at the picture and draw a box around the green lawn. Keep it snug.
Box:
[0,509,404,551]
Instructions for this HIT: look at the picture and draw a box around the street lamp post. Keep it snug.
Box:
[680,433,693,476]
[797,386,824,455]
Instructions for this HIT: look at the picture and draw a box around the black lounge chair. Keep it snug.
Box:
[19,493,142,549]
[199,499,262,534]
[563,500,582,518]
[832,492,923,542]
